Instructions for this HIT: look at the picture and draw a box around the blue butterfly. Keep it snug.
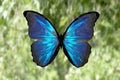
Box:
[23,10,99,68]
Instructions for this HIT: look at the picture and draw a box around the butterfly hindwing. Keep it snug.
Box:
[24,11,60,67]
[63,12,99,67]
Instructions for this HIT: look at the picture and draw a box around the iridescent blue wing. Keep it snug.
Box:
[23,11,60,67]
[63,12,99,67]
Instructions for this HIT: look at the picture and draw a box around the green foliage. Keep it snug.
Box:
[0,0,120,80]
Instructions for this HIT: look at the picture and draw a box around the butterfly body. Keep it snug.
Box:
[24,11,99,68]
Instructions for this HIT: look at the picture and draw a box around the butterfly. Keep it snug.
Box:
[23,10,99,68]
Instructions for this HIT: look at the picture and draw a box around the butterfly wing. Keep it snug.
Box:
[63,12,99,67]
[23,11,60,67]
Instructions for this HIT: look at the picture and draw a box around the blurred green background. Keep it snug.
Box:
[0,0,120,80]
